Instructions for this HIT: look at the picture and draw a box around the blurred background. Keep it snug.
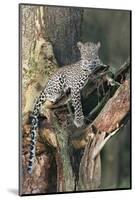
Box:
[81,8,131,189]
[82,8,130,69]
[21,5,131,193]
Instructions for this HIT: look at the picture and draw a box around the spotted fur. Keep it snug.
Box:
[27,41,106,173]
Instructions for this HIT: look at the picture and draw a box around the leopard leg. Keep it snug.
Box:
[71,89,84,128]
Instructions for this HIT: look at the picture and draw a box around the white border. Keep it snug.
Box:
[0,0,134,199]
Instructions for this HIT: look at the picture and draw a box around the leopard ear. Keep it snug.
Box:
[77,41,83,50]
[97,41,101,49]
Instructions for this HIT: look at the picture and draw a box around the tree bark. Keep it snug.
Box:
[20,4,130,195]
[78,61,130,190]
[43,6,83,65]
[20,4,83,194]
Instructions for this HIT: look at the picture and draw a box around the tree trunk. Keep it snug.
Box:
[20,4,130,195]
[20,4,83,195]
[43,6,83,65]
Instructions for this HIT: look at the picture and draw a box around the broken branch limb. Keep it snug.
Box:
[78,58,130,191]
[92,127,121,160]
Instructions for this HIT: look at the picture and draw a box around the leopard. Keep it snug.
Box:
[27,41,107,174]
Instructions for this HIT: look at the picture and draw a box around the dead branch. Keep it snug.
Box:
[22,53,130,193]
[78,75,130,190]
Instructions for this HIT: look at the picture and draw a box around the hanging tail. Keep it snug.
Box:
[27,91,46,174]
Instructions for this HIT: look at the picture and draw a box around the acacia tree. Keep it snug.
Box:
[20,4,130,195]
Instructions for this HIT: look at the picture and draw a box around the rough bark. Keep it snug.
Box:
[78,80,130,190]
[20,5,58,194]
[20,4,83,195]
[21,5,36,70]
[20,4,130,195]
[43,6,83,65]
[78,60,130,190]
